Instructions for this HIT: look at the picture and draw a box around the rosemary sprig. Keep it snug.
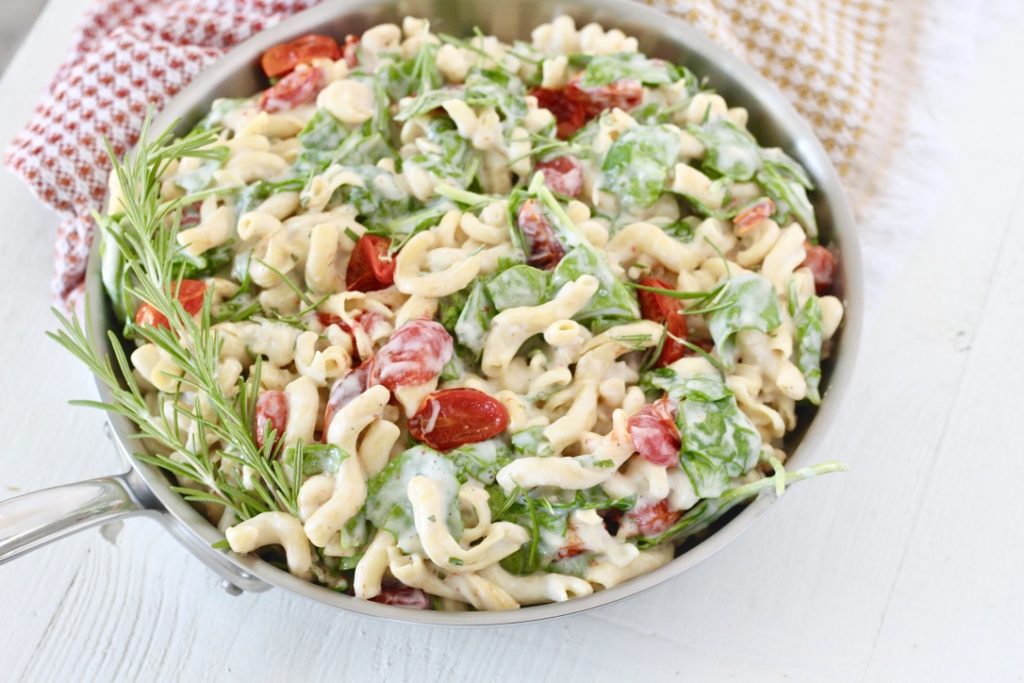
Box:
[49,113,305,521]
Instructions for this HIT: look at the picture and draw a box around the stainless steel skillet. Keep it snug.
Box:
[0,0,863,625]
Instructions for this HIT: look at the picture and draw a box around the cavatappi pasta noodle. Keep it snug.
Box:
[98,16,845,611]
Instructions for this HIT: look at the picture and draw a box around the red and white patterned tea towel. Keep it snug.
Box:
[5,0,928,305]
[4,0,316,303]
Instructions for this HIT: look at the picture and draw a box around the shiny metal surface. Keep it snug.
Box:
[0,471,145,563]
[1,0,862,625]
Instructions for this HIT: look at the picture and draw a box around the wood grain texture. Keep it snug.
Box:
[1,2,1023,681]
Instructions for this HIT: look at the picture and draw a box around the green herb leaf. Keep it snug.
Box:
[600,124,680,209]
[706,273,782,367]
[789,282,824,404]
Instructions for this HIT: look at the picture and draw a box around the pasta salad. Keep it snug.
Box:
[55,16,846,611]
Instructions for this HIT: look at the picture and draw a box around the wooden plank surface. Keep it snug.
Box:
[0,2,1021,681]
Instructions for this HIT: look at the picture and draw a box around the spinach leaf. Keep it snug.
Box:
[447,439,514,485]
[789,283,824,404]
[174,241,234,279]
[282,443,346,477]
[706,273,782,367]
[676,381,762,497]
[688,118,762,181]
[601,124,680,209]
[336,165,412,226]
[364,446,463,551]
[757,161,818,238]
[406,118,477,187]
[453,280,494,358]
[642,368,731,403]
[174,146,229,194]
[486,264,549,310]
[234,177,305,216]
[510,426,555,458]
[294,109,348,176]
[464,68,527,121]
[551,245,640,327]
[575,53,676,88]
[191,97,250,132]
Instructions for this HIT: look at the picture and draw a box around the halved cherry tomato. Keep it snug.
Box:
[536,155,584,197]
[134,279,206,328]
[630,499,681,536]
[259,67,324,113]
[801,242,836,295]
[567,75,644,117]
[517,199,565,270]
[637,277,689,366]
[255,390,289,449]
[346,234,396,292]
[732,198,775,234]
[371,320,453,392]
[342,34,360,68]
[408,388,510,451]
[628,397,680,466]
[530,87,587,139]
[323,360,372,439]
[370,585,430,609]
[260,34,341,79]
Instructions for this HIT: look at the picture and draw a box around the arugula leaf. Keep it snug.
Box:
[789,283,824,404]
[486,264,549,311]
[575,53,676,88]
[706,273,782,367]
[551,245,640,327]
[364,446,463,551]
[600,124,680,209]
[688,118,762,181]
[464,68,527,121]
[757,161,817,238]
[381,42,442,102]
[635,461,848,548]
[453,280,494,358]
[333,165,412,226]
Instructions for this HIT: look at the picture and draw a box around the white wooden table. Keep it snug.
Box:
[1,3,1022,681]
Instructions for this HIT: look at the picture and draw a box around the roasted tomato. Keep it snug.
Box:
[259,67,324,113]
[134,279,206,328]
[322,361,373,439]
[627,397,680,466]
[536,155,584,197]
[370,585,430,609]
[342,34,360,68]
[732,198,775,234]
[801,243,836,295]
[530,87,587,139]
[630,499,681,536]
[637,277,689,366]
[566,75,643,117]
[346,234,396,292]
[516,198,565,270]
[260,34,341,79]
[408,388,510,451]
[254,390,288,449]
[370,320,453,392]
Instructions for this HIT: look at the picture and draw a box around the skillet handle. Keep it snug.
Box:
[0,472,148,564]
